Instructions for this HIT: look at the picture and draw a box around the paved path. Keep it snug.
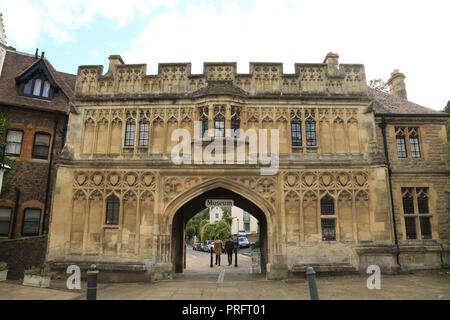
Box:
[1,272,449,300]
[0,249,449,300]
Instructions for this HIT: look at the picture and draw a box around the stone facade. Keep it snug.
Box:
[46,53,449,281]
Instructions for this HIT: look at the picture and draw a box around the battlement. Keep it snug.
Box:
[75,53,367,98]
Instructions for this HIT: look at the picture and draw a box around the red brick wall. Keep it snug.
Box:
[0,106,67,239]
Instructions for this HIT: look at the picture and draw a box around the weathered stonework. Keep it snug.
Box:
[46,54,450,281]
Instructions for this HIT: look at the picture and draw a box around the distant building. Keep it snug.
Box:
[209,206,259,236]
[209,206,222,224]
[231,207,258,236]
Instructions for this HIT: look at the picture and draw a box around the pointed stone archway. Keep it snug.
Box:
[162,178,279,278]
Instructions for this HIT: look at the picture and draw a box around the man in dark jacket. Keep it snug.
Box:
[224,236,235,266]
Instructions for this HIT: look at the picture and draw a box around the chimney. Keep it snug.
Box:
[35,48,38,59]
[387,69,407,100]
[323,52,339,75]
[106,55,124,75]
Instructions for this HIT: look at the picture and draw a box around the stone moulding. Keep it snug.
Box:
[75,59,368,98]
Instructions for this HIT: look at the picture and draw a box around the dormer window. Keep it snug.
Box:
[21,77,53,99]
[16,58,57,100]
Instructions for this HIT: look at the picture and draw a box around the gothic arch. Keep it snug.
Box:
[163,177,278,273]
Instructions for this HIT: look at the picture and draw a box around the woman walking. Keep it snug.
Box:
[214,236,223,266]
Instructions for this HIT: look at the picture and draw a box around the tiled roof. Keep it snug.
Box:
[0,49,75,114]
[368,87,447,116]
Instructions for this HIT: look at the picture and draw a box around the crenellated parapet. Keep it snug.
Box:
[75,53,367,98]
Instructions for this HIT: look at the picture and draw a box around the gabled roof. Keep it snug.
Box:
[0,49,75,114]
[368,87,447,117]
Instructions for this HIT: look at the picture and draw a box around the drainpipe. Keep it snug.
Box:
[378,117,401,269]
[42,118,58,235]
[10,187,20,239]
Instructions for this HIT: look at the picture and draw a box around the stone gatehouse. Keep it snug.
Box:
[46,53,450,281]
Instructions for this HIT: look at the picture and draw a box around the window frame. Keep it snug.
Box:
[124,120,136,147]
[5,129,24,156]
[31,132,51,160]
[0,207,12,237]
[401,187,432,240]
[138,120,150,147]
[21,208,42,237]
[395,126,422,159]
[20,77,54,100]
[105,195,120,226]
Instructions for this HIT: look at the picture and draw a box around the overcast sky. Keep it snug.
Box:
[0,0,448,110]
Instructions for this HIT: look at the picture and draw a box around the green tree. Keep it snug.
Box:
[200,223,215,243]
[214,219,232,241]
[368,79,389,93]
[186,224,195,240]
[221,211,233,227]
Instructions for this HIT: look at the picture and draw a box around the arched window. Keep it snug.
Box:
[0,207,12,236]
[5,129,24,156]
[320,195,334,215]
[408,128,421,158]
[105,195,120,225]
[231,106,240,134]
[32,132,51,159]
[395,127,407,158]
[290,110,302,147]
[139,120,149,147]
[199,106,209,138]
[214,106,225,137]
[305,110,316,146]
[22,208,41,236]
[124,120,136,146]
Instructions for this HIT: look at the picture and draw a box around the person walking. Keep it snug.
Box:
[224,235,235,266]
[214,236,223,266]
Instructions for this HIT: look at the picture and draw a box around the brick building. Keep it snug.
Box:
[0,19,75,240]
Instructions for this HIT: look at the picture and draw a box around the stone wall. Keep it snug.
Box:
[0,235,48,279]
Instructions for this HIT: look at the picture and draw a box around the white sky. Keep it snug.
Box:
[1,0,449,110]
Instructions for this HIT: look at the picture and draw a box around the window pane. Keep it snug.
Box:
[0,207,12,236]
[23,79,33,95]
[291,122,302,146]
[201,119,209,138]
[139,121,149,146]
[6,130,23,155]
[409,137,421,158]
[404,217,417,240]
[320,196,335,215]
[321,219,336,241]
[231,118,240,132]
[402,189,414,214]
[417,195,429,214]
[396,137,407,158]
[306,121,317,146]
[42,81,51,98]
[35,133,50,145]
[420,217,432,239]
[22,209,41,236]
[33,79,42,96]
[105,196,120,225]
[124,122,135,146]
[214,119,225,137]
[32,133,50,159]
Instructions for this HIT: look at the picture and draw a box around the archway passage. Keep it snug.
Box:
[171,187,268,276]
